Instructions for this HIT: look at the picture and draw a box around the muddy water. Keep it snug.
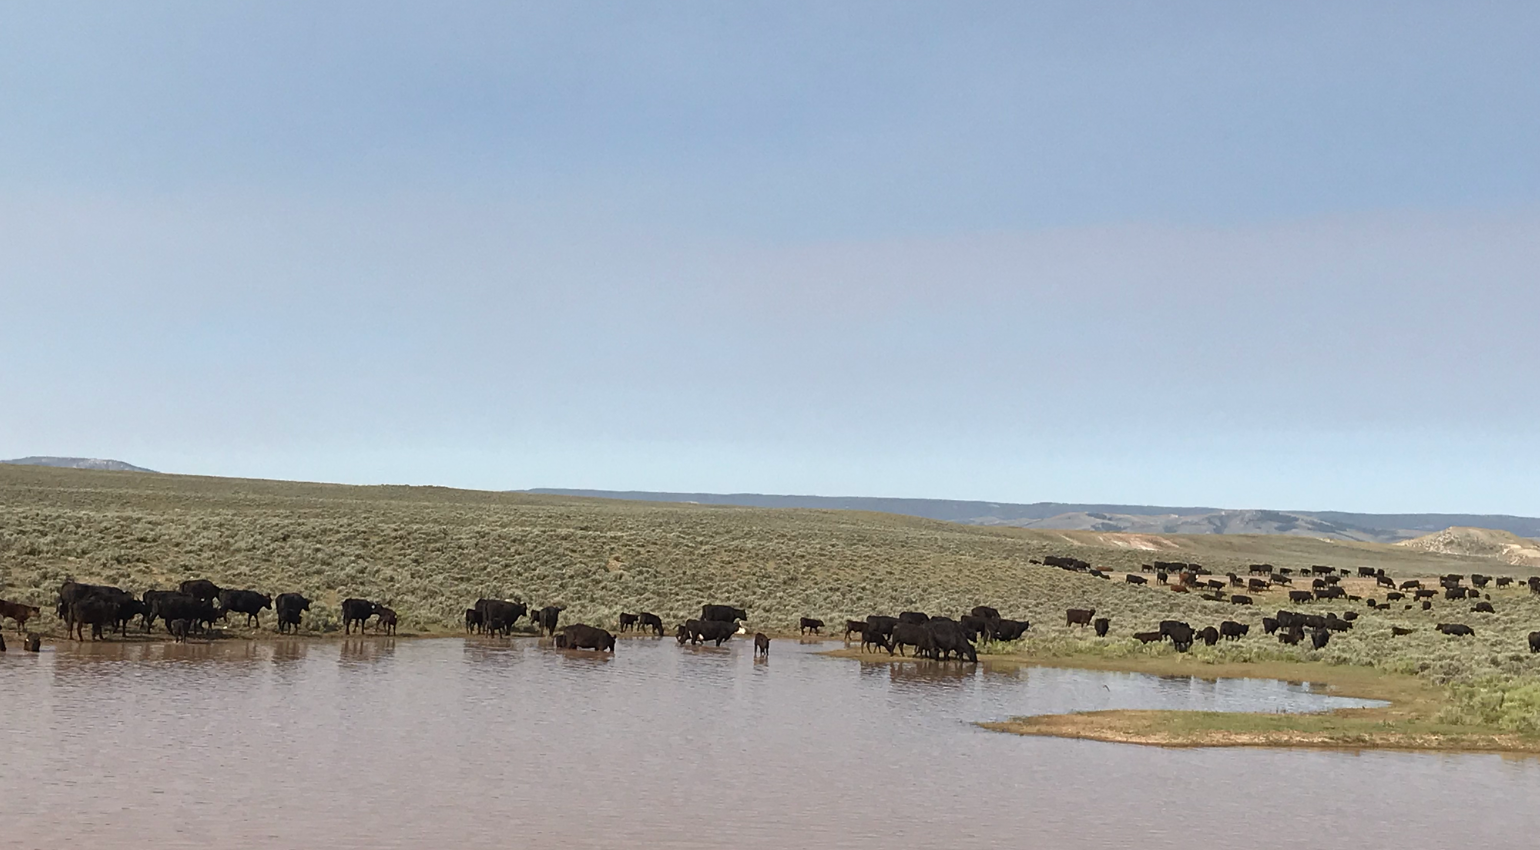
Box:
[4,637,1539,849]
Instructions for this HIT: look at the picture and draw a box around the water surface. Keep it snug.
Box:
[3,637,1538,849]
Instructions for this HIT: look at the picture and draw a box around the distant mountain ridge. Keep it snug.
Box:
[525,489,1540,543]
[1,456,156,473]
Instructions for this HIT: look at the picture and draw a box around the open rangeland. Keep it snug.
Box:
[6,463,1540,749]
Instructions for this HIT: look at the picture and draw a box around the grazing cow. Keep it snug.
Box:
[701,605,748,623]
[1220,621,1249,640]
[1391,626,1415,636]
[864,615,899,644]
[799,617,825,635]
[341,598,378,634]
[1414,589,1436,600]
[1164,623,1195,652]
[970,606,1001,620]
[637,612,664,636]
[1261,617,1279,635]
[561,623,617,652]
[179,579,222,601]
[754,632,770,657]
[1157,571,1168,585]
[992,619,1031,641]
[927,619,978,662]
[1198,626,1219,646]
[1496,577,1513,588]
[960,614,993,639]
[1125,575,1148,586]
[1277,627,1304,645]
[1400,580,1422,591]
[375,606,398,635]
[1358,567,1377,578]
[898,611,930,625]
[1386,592,1405,602]
[1472,574,1490,588]
[217,589,272,628]
[1228,573,1243,587]
[275,593,311,634]
[1206,580,1225,592]
[1311,578,1326,590]
[464,608,483,633]
[1310,628,1331,649]
[0,600,41,632]
[169,619,192,642]
[1093,617,1110,637]
[684,619,738,646]
[532,606,565,636]
[1288,590,1313,604]
[1133,631,1163,644]
[618,613,639,632]
[844,619,867,640]
[1231,595,1253,605]
[1342,611,1359,621]
[1436,623,1475,637]
[1248,578,1270,592]
[1065,608,1095,627]
[1445,587,1469,600]
[1472,601,1495,614]
[1377,575,1396,588]
[1271,574,1293,586]
[1529,631,1540,653]
[889,623,936,658]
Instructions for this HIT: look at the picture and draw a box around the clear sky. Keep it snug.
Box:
[3,3,1537,514]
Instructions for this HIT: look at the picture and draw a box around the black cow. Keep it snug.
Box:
[1231,595,1253,605]
[217,589,272,628]
[960,614,992,639]
[276,593,311,634]
[843,619,866,640]
[1529,631,1540,653]
[1310,628,1331,649]
[1261,617,1279,634]
[1278,627,1304,645]
[683,618,737,646]
[533,606,565,636]
[1377,575,1396,588]
[464,608,483,633]
[864,615,898,641]
[618,613,639,632]
[375,606,398,635]
[970,606,1001,620]
[927,619,977,662]
[993,618,1030,641]
[1164,623,1195,652]
[1133,631,1162,644]
[799,617,825,635]
[1288,590,1313,603]
[1445,587,1469,600]
[151,594,221,635]
[168,618,192,642]
[701,605,748,623]
[1220,621,1249,640]
[67,596,118,641]
[754,632,770,657]
[637,612,664,636]
[1065,608,1095,627]
[479,600,528,636]
[1472,601,1495,614]
[1391,626,1415,637]
[179,579,222,601]
[898,611,930,625]
[1386,592,1405,602]
[561,623,617,652]
[1436,623,1475,637]
[1125,575,1148,586]
[890,622,936,657]
[1093,617,1110,637]
[341,598,377,634]
[1198,626,1219,646]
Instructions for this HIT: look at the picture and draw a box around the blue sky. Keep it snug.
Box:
[3,3,1538,513]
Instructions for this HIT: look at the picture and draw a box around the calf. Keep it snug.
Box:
[844,619,867,640]
[1310,628,1331,650]
[637,612,665,636]
[1198,626,1219,646]
[272,593,310,634]
[464,608,483,633]
[375,606,398,635]
[618,613,639,632]
[799,617,825,635]
[1133,631,1162,644]
[0,599,41,632]
[533,605,565,636]
[1065,608,1095,627]
[754,632,770,658]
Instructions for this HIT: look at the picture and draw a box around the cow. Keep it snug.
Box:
[1164,623,1195,652]
[217,589,272,628]
[1133,631,1163,644]
[1261,617,1279,635]
[169,618,192,642]
[479,600,528,636]
[890,623,936,658]
[0,600,41,632]
[464,608,483,633]
[864,615,898,645]
[1495,577,1513,588]
[1248,578,1270,592]
[1422,601,1433,611]
[1219,621,1248,640]
[637,612,664,636]
[1288,590,1313,604]
[341,598,378,634]
[1358,567,1377,578]
[151,594,221,635]
[1445,587,1469,600]
[1310,628,1331,650]
[1271,574,1293,586]
[898,611,930,625]
[1125,575,1148,586]
[927,619,978,662]
[970,606,1001,620]
[992,618,1031,641]
[533,605,565,636]
[561,623,617,652]
[1400,580,1422,591]
[375,606,398,635]
[1231,595,1253,605]
[1156,571,1168,585]
[112,598,148,635]
[1530,576,1540,595]
[1472,601,1495,614]
[1530,631,1540,653]
[1414,589,1436,600]
[1065,608,1095,627]
[1386,592,1405,602]
[179,579,222,601]
[1195,626,1217,646]
[1093,617,1111,637]
[754,632,770,657]
[797,617,825,635]
[1376,575,1396,588]
[1277,627,1303,645]
[960,614,993,639]
[67,596,117,641]
[618,613,639,632]
[683,618,737,646]
[275,593,311,634]
[1391,626,1415,636]
[701,605,748,623]
[1437,623,1475,637]
[844,619,867,640]
[1472,574,1490,588]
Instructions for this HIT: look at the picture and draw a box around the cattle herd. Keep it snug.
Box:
[5,558,1540,660]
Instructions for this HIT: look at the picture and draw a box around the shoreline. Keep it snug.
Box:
[821,645,1540,755]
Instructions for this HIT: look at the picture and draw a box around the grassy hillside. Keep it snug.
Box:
[6,464,1540,734]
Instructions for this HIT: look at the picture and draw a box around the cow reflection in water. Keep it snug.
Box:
[889,660,975,688]
[340,638,395,664]
[270,640,306,665]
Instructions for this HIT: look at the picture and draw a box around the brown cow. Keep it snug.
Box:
[754,632,770,657]
[1065,608,1095,627]
[0,599,41,632]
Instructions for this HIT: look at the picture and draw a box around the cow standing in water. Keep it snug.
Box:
[754,633,770,658]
